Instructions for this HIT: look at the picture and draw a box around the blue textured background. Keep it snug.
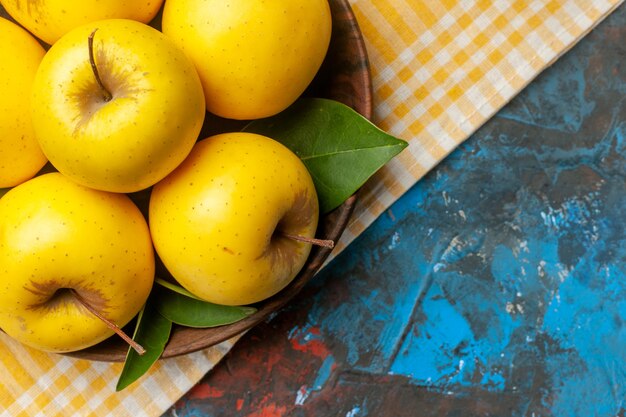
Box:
[169,4,626,416]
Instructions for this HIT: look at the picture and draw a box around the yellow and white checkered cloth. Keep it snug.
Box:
[337,0,623,252]
[1,1,622,416]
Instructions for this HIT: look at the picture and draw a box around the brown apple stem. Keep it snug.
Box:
[70,289,146,355]
[281,233,335,249]
[88,29,112,102]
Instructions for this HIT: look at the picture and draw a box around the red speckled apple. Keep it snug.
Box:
[0,173,154,353]
[149,133,320,305]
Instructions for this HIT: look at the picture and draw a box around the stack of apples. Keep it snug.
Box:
[0,0,332,354]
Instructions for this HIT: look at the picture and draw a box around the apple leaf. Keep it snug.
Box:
[243,98,408,213]
[155,288,257,328]
[155,277,203,300]
[116,302,172,391]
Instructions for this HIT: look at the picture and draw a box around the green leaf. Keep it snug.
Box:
[154,277,203,301]
[154,288,256,328]
[116,302,172,391]
[243,98,408,213]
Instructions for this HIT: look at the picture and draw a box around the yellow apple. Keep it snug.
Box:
[0,17,47,188]
[31,19,206,193]
[0,173,155,353]
[149,132,319,305]
[162,0,332,120]
[0,0,164,45]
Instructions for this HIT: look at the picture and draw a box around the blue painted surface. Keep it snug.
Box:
[171,4,626,417]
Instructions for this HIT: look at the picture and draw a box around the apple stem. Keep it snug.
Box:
[70,289,146,355]
[88,29,113,102]
[281,233,335,249]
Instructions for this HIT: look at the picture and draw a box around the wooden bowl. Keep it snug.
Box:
[1,0,372,362]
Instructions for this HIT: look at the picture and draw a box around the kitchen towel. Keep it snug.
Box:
[1,0,622,416]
